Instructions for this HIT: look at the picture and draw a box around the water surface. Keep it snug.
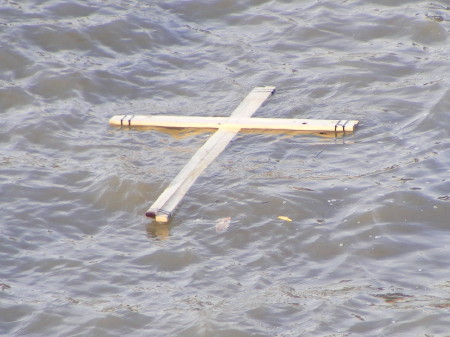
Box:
[1,1,450,336]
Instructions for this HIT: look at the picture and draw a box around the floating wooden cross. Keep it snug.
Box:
[109,86,359,222]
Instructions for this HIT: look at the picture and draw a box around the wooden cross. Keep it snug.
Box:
[109,86,359,222]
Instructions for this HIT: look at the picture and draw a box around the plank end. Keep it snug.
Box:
[109,115,125,126]
[345,120,360,132]
[145,211,156,218]
[109,115,134,127]
[146,208,171,223]
[155,214,170,223]
[254,86,276,94]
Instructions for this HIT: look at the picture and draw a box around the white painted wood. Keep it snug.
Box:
[145,86,276,222]
[109,115,359,132]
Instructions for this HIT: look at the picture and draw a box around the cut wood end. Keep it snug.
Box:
[109,115,124,126]
[109,115,137,126]
[155,214,170,223]
[146,209,171,223]
[145,211,156,218]
[344,120,359,132]
[254,85,276,93]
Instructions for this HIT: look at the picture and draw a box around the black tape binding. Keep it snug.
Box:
[119,115,134,127]
[335,120,349,136]
[157,209,172,217]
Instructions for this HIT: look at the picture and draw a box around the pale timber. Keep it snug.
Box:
[145,86,276,222]
[110,86,360,222]
[109,115,359,133]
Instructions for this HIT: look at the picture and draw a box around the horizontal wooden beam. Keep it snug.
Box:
[110,115,359,132]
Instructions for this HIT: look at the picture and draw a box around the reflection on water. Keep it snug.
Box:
[146,221,170,241]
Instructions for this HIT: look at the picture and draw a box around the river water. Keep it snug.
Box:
[1,0,450,336]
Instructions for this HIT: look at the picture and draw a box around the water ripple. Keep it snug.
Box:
[2,0,450,336]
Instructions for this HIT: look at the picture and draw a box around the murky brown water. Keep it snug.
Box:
[1,1,450,336]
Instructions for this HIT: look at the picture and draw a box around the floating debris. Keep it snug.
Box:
[277,216,292,222]
[372,292,413,304]
[426,14,445,22]
[290,186,315,192]
[0,283,11,291]
[215,217,231,233]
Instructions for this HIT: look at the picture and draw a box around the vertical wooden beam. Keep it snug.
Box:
[146,86,276,222]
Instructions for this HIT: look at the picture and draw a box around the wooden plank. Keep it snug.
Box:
[145,86,276,222]
[109,115,359,132]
